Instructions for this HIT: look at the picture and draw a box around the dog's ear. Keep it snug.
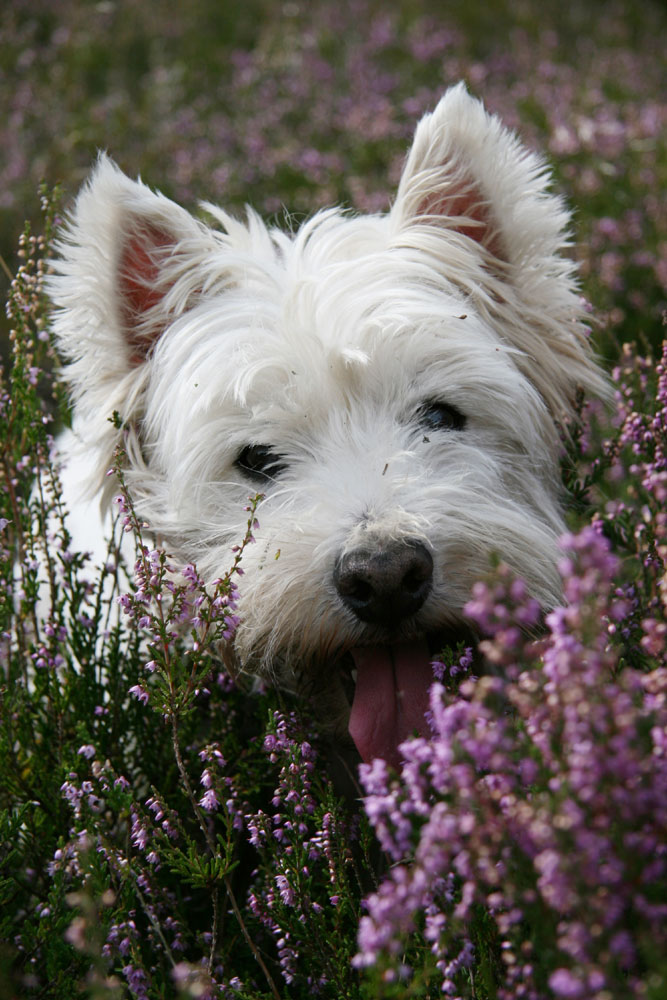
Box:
[390,83,607,420]
[50,154,215,369]
[49,155,221,491]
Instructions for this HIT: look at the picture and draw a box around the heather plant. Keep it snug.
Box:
[355,527,667,998]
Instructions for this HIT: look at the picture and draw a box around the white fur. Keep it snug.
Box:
[48,84,606,735]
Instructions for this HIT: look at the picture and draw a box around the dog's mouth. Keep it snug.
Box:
[337,628,473,769]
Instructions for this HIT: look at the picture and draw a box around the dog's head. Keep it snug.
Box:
[49,84,606,765]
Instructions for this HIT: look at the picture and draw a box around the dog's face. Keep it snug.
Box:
[49,85,605,765]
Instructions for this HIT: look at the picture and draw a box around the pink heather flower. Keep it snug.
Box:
[64,916,86,950]
[122,965,149,999]
[199,788,219,812]
[131,823,148,852]
[146,796,164,821]
[641,618,667,658]
[548,968,586,998]
[275,874,294,906]
[128,684,149,705]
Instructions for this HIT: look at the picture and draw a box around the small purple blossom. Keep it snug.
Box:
[275,874,295,906]
[128,684,149,705]
[548,968,586,998]
[199,788,219,813]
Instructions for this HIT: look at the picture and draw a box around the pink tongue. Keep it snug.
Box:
[348,639,434,768]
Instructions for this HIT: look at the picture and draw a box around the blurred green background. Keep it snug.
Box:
[2,0,665,354]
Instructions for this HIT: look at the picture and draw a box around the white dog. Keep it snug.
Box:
[49,84,605,767]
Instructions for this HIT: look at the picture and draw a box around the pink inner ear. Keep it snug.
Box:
[118,225,173,365]
[418,175,504,260]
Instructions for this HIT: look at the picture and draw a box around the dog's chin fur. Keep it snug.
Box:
[48,83,607,761]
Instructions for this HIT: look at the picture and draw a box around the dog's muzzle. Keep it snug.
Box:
[332,540,436,768]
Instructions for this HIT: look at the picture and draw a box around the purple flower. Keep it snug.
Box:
[199,788,219,813]
[356,525,667,993]
[130,813,149,852]
[548,968,586,998]
[128,684,149,705]
[275,874,295,906]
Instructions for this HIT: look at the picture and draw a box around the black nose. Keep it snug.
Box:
[334,540,433,626]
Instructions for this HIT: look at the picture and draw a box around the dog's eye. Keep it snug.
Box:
[235,445,287,483]
[418,401,466,432]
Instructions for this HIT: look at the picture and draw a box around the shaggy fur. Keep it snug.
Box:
[49,84,606,765]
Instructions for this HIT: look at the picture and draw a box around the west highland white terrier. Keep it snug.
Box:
[49,84,605,767]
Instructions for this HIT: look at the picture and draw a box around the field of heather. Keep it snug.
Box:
[1,2,666,998]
